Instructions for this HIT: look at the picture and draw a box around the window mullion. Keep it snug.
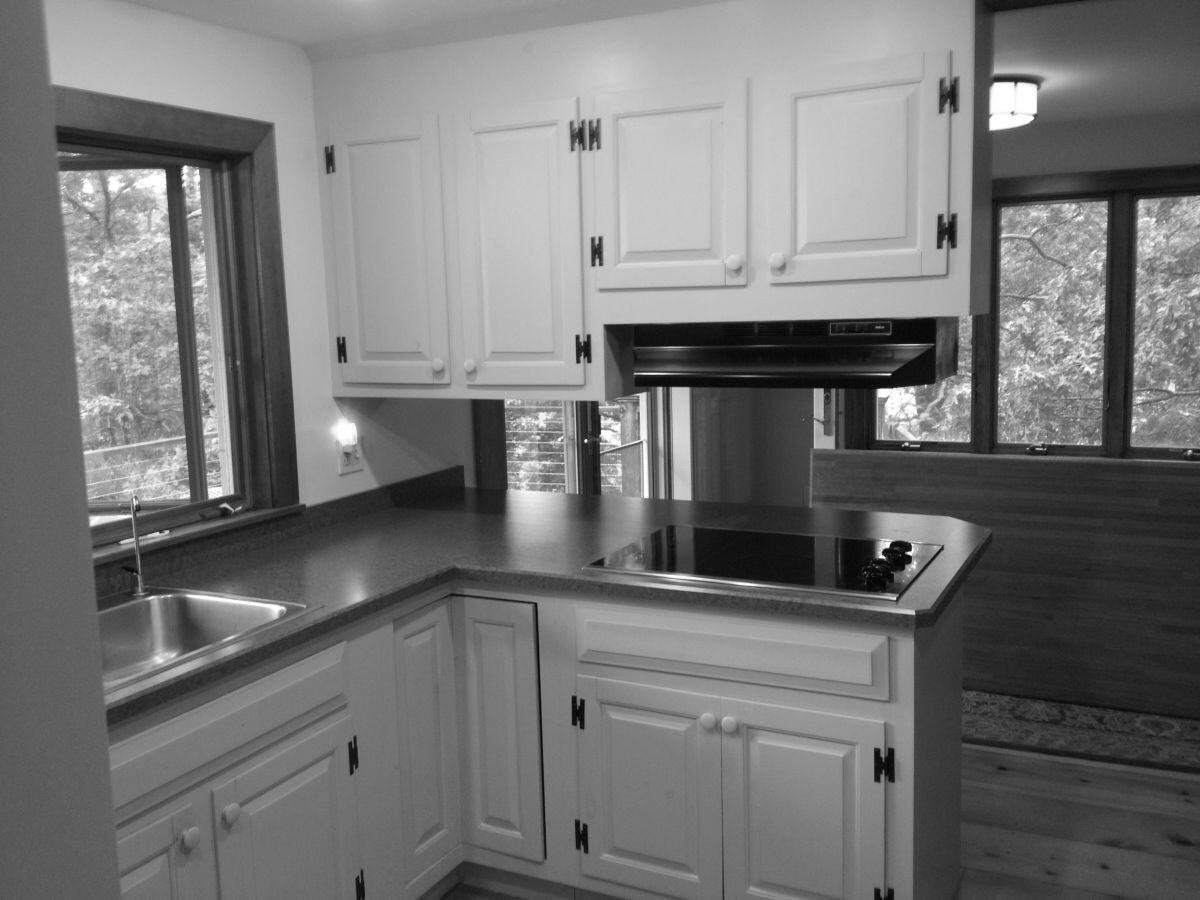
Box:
[165,164,208,501]
[1104,192,1135,458]
[575,402,602,495]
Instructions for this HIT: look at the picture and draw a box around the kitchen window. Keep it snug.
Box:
[847,165,1200,460]
[56,88,298,545]
[476,392,666,498]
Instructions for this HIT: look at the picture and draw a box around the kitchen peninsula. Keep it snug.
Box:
[104,473,990,900]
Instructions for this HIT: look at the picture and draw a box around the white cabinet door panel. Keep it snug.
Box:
[394,602,461,889]
[769,52,952,284]
[211,713,359,900]
[721,699,885,900]
[456,98,585,386]
[594,80,748,289]
[331,115,451,384]
[116,803,210,900]
[457,596,545,861]
[577,676,723,900]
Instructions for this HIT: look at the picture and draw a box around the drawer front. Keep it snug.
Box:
[110,642,348,810]
[575,606,889,700]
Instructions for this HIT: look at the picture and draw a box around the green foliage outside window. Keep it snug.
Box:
[59,164,226,506]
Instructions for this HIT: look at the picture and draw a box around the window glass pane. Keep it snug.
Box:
[61,168,190,506]
[504,400,572,492]
[997,200,1108,445]
[1131,194,1200,449]
[875,316,973,442]
[599,394,646,497]
[60,163,235,522]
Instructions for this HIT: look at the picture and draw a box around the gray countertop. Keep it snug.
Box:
[104,488,991,727]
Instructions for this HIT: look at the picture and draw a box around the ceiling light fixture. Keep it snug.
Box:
[990,76,1040,131]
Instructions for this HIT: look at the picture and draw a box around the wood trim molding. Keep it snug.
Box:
[54,85,299,512]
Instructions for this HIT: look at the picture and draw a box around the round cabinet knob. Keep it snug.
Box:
[699,712,718,732]
[463,359,477,375]
[178,826,201,853]
[221,802,242,828]
[431,357,445,375]
[720,716,739,735]
[724,253,744,275]
[769,252,787,275]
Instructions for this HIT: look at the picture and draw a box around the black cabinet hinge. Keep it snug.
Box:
[348,735,359,775]
[324,144,336,173]
[571,695,586,729]
[590,235,604,267]
[874,747,895,783]
[355,868,365,899]
[936,212,958,250]
[874,888,894,900]
[574,819,589,853]
[574,334,592,365]
[336,336,348,364]
[938,75,959,114]
[569,118,601,151]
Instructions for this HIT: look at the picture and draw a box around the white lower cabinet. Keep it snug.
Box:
[393,601,462,898]
[455,596,545,861]
[575,676,885,900]
[116,797,210,900]
[210,712,362,899]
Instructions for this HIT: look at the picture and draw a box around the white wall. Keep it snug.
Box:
[0,1,119,895]
[993,109,1200,178]
[42,0,476,506]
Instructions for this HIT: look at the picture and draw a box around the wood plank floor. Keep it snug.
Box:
[444,744,1200,899]
[959,745,1200,898]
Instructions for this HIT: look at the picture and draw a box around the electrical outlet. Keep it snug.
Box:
[337,443,363,476]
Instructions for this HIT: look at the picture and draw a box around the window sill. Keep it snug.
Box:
[92,504,305,567]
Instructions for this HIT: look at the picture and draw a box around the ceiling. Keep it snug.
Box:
[120,0,726,57]
[994,0,1200,124]
[121,0,1200,122]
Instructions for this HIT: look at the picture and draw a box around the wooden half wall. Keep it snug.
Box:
[812,449,1200,719]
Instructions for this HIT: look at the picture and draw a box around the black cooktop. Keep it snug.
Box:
[584,525,942,600]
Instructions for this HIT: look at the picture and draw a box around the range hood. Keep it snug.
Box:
[626,317,957,389]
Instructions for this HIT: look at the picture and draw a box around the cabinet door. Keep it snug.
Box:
[394,602,461,892]
[116,802,212,900]
[211,713,360,900]
[768,52,952,284]
[593,80,748,289]
[721,699,886,900]
[456,596,545,861]
[576,676,723,900]
[456,98,585,386]
[330,115,451,385]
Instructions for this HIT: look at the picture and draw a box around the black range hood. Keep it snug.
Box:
[627,317,957,389]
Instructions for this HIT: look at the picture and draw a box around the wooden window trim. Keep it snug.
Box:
[55,87,298,543]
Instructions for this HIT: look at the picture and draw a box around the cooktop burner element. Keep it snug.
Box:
[584,525,942,601]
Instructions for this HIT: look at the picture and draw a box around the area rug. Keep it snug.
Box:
[962,690,1200,772]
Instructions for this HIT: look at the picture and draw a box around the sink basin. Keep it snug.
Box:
[99,589,308,691]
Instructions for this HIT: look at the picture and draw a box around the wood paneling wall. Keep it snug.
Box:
[812,450,1200,719]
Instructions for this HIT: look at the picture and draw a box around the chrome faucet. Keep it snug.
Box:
[126,495,147,597]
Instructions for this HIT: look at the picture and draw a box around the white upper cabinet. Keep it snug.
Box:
[592,80,748,290]
[455,98,586,387]
[768,52,954,284]
[329,115,451,385]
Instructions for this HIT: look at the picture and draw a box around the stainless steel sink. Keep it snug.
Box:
[99,589,309,691]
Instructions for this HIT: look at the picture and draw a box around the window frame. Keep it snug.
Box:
[55,87,298,545]
[845,164,1200,461]
[473,391,669,498]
